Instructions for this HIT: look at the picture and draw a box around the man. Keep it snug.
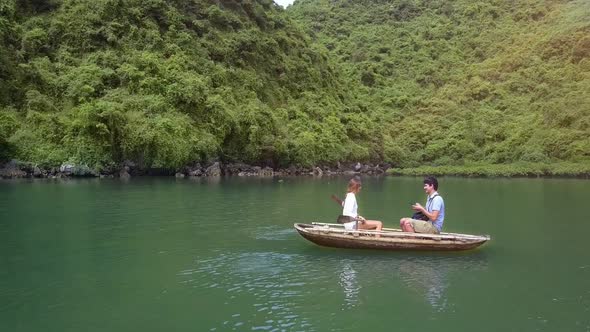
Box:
[400,176,445,234]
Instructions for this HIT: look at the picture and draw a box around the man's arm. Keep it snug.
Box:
[413,202,440,221]
[425,209,440,221]
[425,196,442,221]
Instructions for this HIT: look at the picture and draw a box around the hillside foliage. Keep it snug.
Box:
[0,0,363,169]
[0,0,589,171]
[289,0,590,167]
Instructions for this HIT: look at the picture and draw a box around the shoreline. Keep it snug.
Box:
[387,163,590,179]
[0,161,388,180]
[1,160,589,180]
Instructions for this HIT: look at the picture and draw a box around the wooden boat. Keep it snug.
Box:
[294,222,490,251]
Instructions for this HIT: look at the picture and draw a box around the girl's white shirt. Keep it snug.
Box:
[342,192,358,218]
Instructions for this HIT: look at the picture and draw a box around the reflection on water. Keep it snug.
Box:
[398,254,489,312]
[398,259,449,311]
[179,251,319,331]
[331,251,489,312]
[182,241,490,330]
[338,261,360,310]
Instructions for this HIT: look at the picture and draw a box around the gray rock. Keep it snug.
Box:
[33,166,43,177]
[360,164,370,173]
[59,163,95,177]
[60,163,75,174]
[205,162,221,177]
[188,169,203,177]
[224,163,250,175]
[119,166,131,179]
[0,160,27,178]
[175,172,185,178]
[354,162,362,171]
[186,163,203,177]
[260,167,274,176]
[0,159,35,178]
[313,167,323,176]
[288,165,298,175]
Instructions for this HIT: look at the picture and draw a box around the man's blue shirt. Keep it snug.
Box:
[427,192,445,232]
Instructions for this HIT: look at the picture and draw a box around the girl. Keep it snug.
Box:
[342,177,383,232]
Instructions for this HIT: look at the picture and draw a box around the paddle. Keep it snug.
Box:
[330,194,343,206]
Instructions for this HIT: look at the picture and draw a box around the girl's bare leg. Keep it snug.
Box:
[359,220,383,237]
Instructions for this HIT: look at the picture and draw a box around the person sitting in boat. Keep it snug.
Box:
[341,177,383,232]
[400,176,445,234]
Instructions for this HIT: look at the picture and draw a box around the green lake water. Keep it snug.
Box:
[1,176,589,331]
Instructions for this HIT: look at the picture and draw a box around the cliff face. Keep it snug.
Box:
[0,0,352,169]
[1,0,589,171]
[288,0,590,167]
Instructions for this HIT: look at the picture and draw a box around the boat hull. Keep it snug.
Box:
[295,223,490,251]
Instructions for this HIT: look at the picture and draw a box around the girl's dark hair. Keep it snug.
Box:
[347,177,362,193]
[424,176,438,190]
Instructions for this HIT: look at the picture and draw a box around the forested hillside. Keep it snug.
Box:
[0,0,365,170]
[289,0,590,169]
[1,0,589,174]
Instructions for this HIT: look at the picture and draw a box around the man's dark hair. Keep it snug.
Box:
[424,176,438,190]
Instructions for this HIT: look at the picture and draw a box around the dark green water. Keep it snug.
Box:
[1,176,589,331]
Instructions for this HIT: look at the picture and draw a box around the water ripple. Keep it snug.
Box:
[252,226,294,241]
[179,251,326,331]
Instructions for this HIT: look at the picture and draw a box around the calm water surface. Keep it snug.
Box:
[1,176,589,331]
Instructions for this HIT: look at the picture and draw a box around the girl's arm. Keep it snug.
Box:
[331,194,344,206]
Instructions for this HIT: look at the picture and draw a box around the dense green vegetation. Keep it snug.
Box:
[387,162,590,177]
[0,0,362,169]
[0,0,589,174]
[289,0,590,168]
